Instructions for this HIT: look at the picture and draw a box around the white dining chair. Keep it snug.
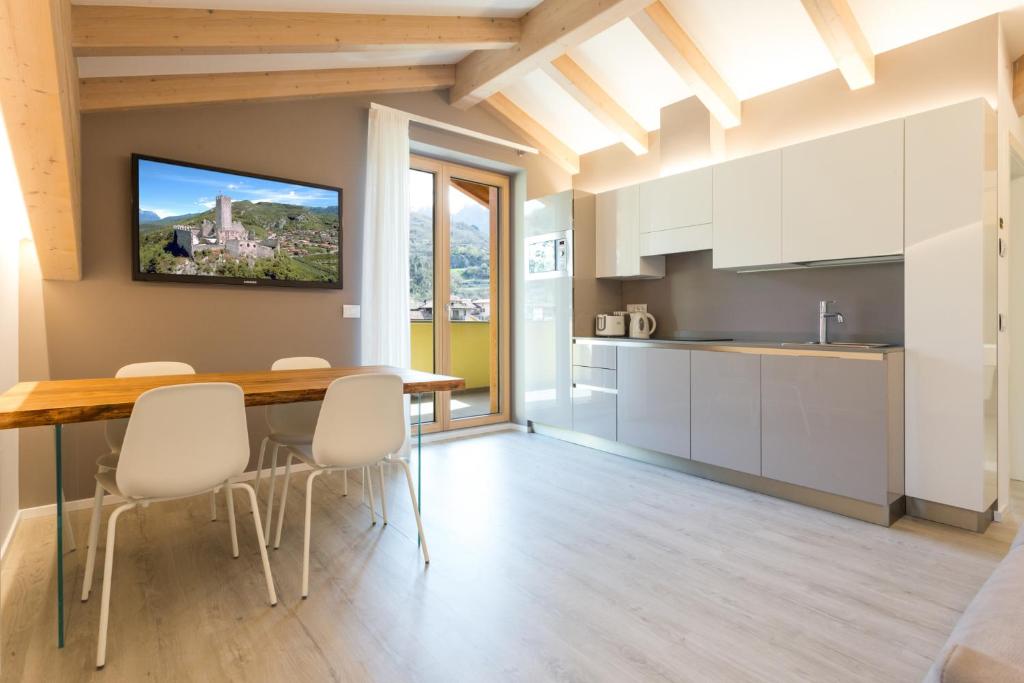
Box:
[254,356,334,541]
[271,374,428,598]
[80,361,223,601]
[84,382,277,669]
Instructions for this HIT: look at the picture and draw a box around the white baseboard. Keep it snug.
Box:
[0,510,21,562]
[14,424,521,523]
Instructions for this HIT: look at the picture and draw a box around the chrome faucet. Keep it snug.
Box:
[818,300,845,344]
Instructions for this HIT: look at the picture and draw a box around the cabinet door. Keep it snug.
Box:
[712,150,782,269]
[761,355,889,504]
[639,167,712,233]
[781,119,904,262]
[572,366,617,441]
[596,185,664,279]
[639,224,712,256]
[616,347,690,458]
[691,351,761,475]
[524,190,572,237]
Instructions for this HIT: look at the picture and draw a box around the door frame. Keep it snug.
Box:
[411,154,511,432]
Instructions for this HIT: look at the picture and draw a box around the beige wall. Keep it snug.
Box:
[17,89,570,507]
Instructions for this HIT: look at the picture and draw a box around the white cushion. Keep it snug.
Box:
[925,546,1024,681]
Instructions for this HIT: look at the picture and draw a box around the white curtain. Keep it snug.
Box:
[361,106,411,368]
[360,106,413,455]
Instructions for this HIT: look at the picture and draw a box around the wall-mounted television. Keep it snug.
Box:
[132,154,342,289]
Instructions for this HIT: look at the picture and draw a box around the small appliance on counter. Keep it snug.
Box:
[595,311,627,337]
[626,304,656,339]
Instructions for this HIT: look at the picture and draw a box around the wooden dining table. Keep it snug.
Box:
[0,364,464,648]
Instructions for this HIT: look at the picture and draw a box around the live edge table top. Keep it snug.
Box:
[0,365,464,429]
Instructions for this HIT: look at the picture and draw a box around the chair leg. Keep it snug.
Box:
[209,489,217,521]
[232,483,277,607]
[264,444,280,544]
[302,470,324,598]
[343,468,348,497]
[96,502,136,670]
[365,466,376,527]
[398,459,429,564]
[225,483,239,559]
[81,480,105,601]
[273,452,294,549]
[253,436,269,503]
[378,462,388,526]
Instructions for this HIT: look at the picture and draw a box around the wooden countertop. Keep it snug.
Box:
[0,365,464,429]
[574,337,902,360]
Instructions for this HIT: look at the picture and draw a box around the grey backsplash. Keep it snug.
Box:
[619,250,904,345]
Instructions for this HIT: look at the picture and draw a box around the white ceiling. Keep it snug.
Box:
[75,0,1024,155]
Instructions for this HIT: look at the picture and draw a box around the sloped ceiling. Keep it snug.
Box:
[74,0,1024,156]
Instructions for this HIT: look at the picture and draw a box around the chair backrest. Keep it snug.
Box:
[105,362,196,452]
[266,356,330,436]
[312,374,405,468]
[116,383,249,499]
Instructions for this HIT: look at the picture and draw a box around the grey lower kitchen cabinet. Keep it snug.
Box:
[761,354,899,505]
[691,351,761,475]
[616,346,690,458]
[572,365,617,441]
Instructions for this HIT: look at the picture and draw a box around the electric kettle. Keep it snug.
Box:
[628,311,657,339]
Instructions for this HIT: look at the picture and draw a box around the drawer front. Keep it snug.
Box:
[572,383,616,441]
[573,342,617,370]
[639,224,712,256]
[572,365,616,390]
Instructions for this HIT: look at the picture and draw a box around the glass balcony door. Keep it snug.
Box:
[409,156,509,431]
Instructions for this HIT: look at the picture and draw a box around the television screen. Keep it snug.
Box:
[132,154,342,288]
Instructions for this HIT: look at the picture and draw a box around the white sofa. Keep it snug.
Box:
[925,525,1024,682]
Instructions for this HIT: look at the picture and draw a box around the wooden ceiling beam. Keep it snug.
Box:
[479,93,579,175]
[543,54,649,155]
[632,1,740,128]
[0,0,82,280]
[800,0,874,90]
[450,0,653,110]
[70,5,521,56]
[79,65,455,112]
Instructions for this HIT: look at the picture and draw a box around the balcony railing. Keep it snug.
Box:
[410,320,491,389]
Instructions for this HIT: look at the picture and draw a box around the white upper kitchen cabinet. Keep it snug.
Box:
[712,150,782,269]
[596,185,665,279]
[781,118,904,263]
[638,167,712,233]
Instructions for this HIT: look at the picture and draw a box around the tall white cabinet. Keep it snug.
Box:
[781,119,904,263]
[904,98,997,518]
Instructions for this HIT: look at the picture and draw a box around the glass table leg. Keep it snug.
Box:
[55,423,65,648]
[416,392,422,544]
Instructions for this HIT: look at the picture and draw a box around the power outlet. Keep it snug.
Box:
[343,304,361,319]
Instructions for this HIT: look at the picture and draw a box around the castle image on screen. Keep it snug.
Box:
[135,156,341,286]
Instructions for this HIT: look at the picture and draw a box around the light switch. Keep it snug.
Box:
[343,304,361,318]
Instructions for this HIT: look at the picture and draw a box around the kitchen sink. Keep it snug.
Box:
[780,341,891,349]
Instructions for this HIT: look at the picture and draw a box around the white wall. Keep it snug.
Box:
[1011,174,1024,483]
[0,105,29,554]
[998,16,1024,513]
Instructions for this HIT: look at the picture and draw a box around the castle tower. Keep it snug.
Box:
[215,195,232,232]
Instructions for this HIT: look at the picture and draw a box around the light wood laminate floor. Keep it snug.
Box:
[2,431,1020,682]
